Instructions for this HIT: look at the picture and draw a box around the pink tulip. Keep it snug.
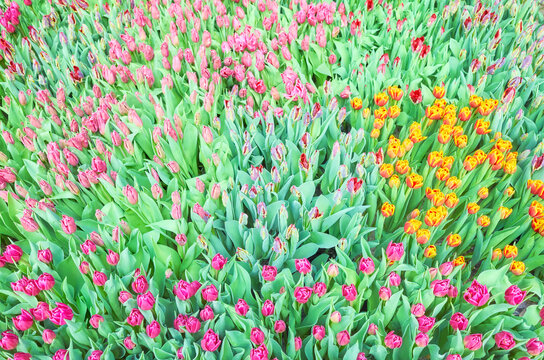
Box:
[42,329,56,344]
[137,291,155,310]
[262,265,277,281]
[336,330,350,346]
[92,271,107,286]
[463,280,489,307]
[60,215,76,234]
[201,329,221,352]
[261,299,275,317]
[411,303,426,317]
[504,285,526,305]
[494,331,515,350]
[146,321,161,338]
[313,325,326,341]
[464,334,482,350]
[89,314,104,329]
[415,333,429,347]
[211,254,227,271]
[527,338,544,355]
[250,327,265,345]
[1,330,19,350]
[274,320,286,333]
[235,299,249,316]
[379,287,391,301]
[384,331,403,348]
[124,336,136,350]
[13,309,33,331]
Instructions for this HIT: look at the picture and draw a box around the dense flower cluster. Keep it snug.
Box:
[0,0,543,359]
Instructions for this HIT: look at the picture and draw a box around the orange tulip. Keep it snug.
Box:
[387,86,404,101]
[403,138,414,151]
[424,245,437,258]
[370,128,380,138]
[373,117,385,129]
[532,218,544,236]
[473,149,487,165]
[351,97,363,110]
[406,173,424,189]
[434,99,447,108]
[446,176,461,190]
[410,209,420,219]
[374,92,389,107]
[498,206,512,219]
[452,126,464,137]
[431,192,445,206]
[374,107,388,120]
[527,179,544,197]
[492,248,502,261]
[416,229,431,244]
[404,219,422,234]
[474,118,491,135]
[442,113,457,126]
[503,160,517,174]
[467,203,480,214]
[427,151,443,168]
[433,86,445,99]
[509,261,525,276]
[503,245,518,258]
[463,156,478,171]
[469,95,482,108]
[458,107,471,121]
[381,202,395,217]
[529,201,544,219]
[477,187,489,199]
[441,156,454,170]
[477,215,490,227]
[478,99,498,116]
[363,108,371,118]
[425,188,440,200]
[453,256,465,267]
[425,105,444,120]
[435,167,450,182]
[388,105,400,119]
[424,206,448,227]
[504,186,515,197]
[444,193,459,208]
[494,139,512,152]
[389,175,401,188]
[454,135,468,148]
[395,160,410,175]
[446,233,461,247]
[379,163,394,178]
[487,149,505,167]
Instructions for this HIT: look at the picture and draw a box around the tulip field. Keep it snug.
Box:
[1,0,544,359]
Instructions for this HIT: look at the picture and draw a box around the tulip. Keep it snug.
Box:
[42,329,56,344]
[250,327,265,345]
[124,336,136,350]
[146,320,161,338]
[274,320,286,334]
[504,285,526,305]
[415,333,429,347]
[235,299,249,316]
[336,330,350,346]
[527,338,544,355]
[464,334,482,350]
[384,331,403,348]
[313,325,326,341]
[1,330,19,350]
[494,331,515,350]
[201,329,221,352]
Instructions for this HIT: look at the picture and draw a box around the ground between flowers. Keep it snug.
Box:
[0,0,544,360]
